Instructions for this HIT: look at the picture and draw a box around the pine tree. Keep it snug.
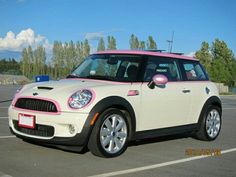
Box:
[76,41,84,65]
[83,39,90,58]
[21,48,29,77]
[107,36,117,50]
[27,46,34,78]
[146,36,157,49]
[139,41,146,50]
[97,38,105,51]
[129,34,139,49]
[34,45,46,75]
[52,41,65,79]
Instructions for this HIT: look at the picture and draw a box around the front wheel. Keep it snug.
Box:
[195,105,222,141]
[88,108,129,157]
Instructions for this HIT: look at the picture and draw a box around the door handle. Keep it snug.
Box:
[182,89,191,93]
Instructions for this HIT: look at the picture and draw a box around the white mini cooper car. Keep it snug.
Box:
[8,50,222,157]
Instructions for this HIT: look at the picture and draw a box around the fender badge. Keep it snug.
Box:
[205,87,210,94]
[33,92,39,96]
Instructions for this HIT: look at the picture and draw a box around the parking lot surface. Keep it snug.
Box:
[0,85,235,177]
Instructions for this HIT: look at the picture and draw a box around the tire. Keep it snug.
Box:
[88,108,129,157]
[195,105,222,141]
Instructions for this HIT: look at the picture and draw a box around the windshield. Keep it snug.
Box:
[69,54,143,82]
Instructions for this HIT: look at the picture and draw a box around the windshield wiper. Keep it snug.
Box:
[66,74,80,78]
[83,75,116,81]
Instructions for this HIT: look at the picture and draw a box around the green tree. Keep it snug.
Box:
[63,40,77,75]
[96,38,107,75]
[83,39,90,58]
[0,58,21,75]
[76,41,84,65]
[196,39,236,86]
[146,36,157,49]
[211,39,235,86]
[21,48,29,77]
[232,62,236,85]
[34,45,46,76]
[195,42,212,72]
[129,34,139,49]
[52,41,64,79]
[97,38,105,51]
[27,46,34,78]
[139,41,146,50]
[107,36,116,50]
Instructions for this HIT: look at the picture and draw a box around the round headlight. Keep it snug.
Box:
[68,89,93,109]
[13,86,24,99]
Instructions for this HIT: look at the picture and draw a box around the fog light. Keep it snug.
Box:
[69,124,75,134]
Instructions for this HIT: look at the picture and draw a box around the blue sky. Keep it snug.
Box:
[0,0,236,57]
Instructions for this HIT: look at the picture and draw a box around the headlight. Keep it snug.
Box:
[12,86,24,106]
[13,86,24,98]
[68,89,93,109]
[16,86,23,94]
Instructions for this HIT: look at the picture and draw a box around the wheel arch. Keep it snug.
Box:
[197,96,222,129]
[87,96,136,139]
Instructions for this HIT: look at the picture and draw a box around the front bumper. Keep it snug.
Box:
[9,126,91,152]
[8,105,93,151]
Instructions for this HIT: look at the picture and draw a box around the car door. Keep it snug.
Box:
[179,60,211,124]
[138,56,192,131]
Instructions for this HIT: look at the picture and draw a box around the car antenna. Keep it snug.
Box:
[167,31,174,53]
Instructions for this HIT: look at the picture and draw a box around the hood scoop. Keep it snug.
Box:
[37,86,54,90]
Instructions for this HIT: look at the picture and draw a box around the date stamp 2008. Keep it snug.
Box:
[185,148,221,156]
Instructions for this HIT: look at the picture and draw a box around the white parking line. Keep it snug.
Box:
[89,148,236,177]
[0,117,8,119]
[0,136,15,139]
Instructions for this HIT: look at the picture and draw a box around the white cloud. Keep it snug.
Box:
[0,28,52,52]
[85,32,104,41]
[186,51,196,57]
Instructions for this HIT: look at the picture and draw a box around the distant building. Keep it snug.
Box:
[0,74,30,85]
[215,83,229,93]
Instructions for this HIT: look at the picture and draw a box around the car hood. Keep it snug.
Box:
[13,79,119,110]
[19,79,115,96]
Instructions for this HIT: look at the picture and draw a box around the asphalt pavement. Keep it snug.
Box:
[0,85,235,177]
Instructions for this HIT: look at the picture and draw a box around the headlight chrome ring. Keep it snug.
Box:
[68,89,94,109]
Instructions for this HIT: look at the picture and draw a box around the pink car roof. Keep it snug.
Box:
[95,50,198,61]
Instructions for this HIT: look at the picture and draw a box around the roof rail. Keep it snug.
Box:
[170,52,184,55]
[144,49,166,53]
[144,49,184,55]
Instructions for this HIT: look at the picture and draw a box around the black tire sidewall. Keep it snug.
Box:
[91,108,129,157]
[203,105,222,141]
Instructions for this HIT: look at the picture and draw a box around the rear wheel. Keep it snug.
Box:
[195,105,222,141]
[88,108,129,157]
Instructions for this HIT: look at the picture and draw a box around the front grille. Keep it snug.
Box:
[15,98,58,113]
[13,120,54,137]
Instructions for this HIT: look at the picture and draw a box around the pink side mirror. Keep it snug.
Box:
[152,74,168,85]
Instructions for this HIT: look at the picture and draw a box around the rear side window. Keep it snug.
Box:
[144,57,181,81]
[181,61,208,81]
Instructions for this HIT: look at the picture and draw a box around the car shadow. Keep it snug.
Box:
[128,133,191,147]
[22,133,194,155]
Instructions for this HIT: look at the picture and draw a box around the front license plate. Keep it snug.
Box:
[18,113,35,129]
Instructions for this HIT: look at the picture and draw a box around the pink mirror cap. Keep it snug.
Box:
[152,74,168,85]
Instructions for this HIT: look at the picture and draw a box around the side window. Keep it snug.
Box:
[182,61,208,81]
[144,57,181,82]
[115,56,142,82]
